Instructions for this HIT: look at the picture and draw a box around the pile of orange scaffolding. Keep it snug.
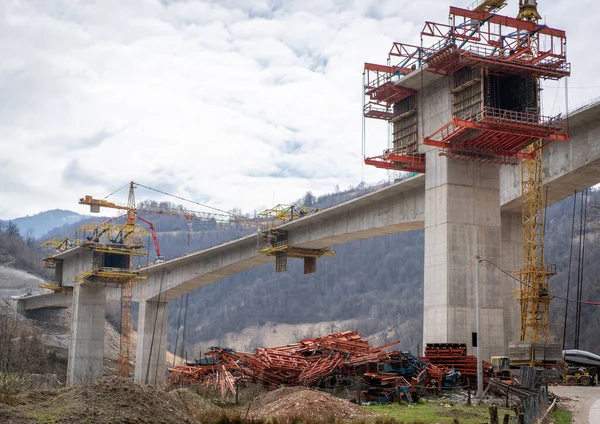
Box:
[202,331,397,387]
[169,331,470,402]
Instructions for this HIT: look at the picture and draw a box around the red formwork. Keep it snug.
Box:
[423,106,568,163]
[364,62,416,121]
[364,151,426,173]
[421,6,570,80]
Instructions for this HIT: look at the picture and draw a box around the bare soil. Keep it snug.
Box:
[2,376,205,423]
[249,387,373,421]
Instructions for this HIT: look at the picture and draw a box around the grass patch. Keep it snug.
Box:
[364,400,514,424]
[27,406,67,424]
[550,407,572,424]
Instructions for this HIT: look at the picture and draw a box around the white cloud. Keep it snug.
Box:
[0,0,596,219]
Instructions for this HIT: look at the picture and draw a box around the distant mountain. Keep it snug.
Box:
[3,209,87,238]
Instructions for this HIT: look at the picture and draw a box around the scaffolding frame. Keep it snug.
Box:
[363,62,417,121]
[421,7,569,80]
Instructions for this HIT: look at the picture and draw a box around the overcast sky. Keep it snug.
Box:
[1,0,597,219]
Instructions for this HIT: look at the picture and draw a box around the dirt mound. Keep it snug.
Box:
[31,376,199,423]
[250,386,306,410]
[168,387,221,413]
[250,387,372,421]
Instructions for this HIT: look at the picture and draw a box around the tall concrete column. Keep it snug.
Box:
[500,211,523,348]
[67,283,106,386]
[134,299,168,386]
[423,152,505,361]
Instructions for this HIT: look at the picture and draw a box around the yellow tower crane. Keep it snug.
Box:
[514,0,558,364]
[79,182,242,377]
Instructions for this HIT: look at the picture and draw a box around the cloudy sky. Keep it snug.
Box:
[1,0,597,219]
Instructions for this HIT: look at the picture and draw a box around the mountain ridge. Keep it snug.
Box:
[2,209,87,238]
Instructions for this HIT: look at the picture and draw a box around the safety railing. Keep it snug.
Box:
[460,43,570,73]
[481,107,563,130]
[363,103,394,120]
[97,266,138,275]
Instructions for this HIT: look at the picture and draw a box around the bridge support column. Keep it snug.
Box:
[501,211,522,349]
[67,283,106,386]
[134,299,168,386]
[10,298,26,315]
[423,153,506,361]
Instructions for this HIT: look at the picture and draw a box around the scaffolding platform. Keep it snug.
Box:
[421,7,570,80]
[423,107,568,163]
[75,266,146,284]
[364,150,426,173]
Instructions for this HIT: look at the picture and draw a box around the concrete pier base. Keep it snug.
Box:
[134,299,168,386]
[423,154,505,361]
[66,283,106,386]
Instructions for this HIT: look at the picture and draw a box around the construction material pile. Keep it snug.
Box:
[207,331,396,386]
[169,331,468,402]
[424,343,492,382]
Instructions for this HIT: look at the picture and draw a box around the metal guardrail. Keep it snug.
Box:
[459,106,563,130]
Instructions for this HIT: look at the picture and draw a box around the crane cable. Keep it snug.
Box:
[102,182,131,200]
[478,257,600,306]
[134,182,233,217]
[102,181,236,217]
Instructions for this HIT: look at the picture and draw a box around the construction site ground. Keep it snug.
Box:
[550,385,600,424]
[0,378,577,424]
[0,380,372,424]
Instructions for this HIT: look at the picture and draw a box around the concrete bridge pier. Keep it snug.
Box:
[500,211,523,347]
[134,299,168,386]
[66,283,106,386]
[423,153,507,361]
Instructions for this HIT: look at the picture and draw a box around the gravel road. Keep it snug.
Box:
[550,385,600,424]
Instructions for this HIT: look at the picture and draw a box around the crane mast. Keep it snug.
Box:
[514,0,557,364]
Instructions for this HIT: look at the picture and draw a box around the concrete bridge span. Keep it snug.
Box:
[136,176,425,303]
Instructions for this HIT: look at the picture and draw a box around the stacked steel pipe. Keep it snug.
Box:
[423,343,492,381]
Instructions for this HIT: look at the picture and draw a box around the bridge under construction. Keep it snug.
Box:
[13,0,600,388]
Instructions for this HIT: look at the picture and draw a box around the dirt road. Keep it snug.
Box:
[550,386,600,423]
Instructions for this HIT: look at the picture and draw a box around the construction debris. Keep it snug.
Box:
[169,331,468,402]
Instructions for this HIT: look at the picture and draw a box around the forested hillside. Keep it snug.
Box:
[545,189,600,353]
[0,221,44,276]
